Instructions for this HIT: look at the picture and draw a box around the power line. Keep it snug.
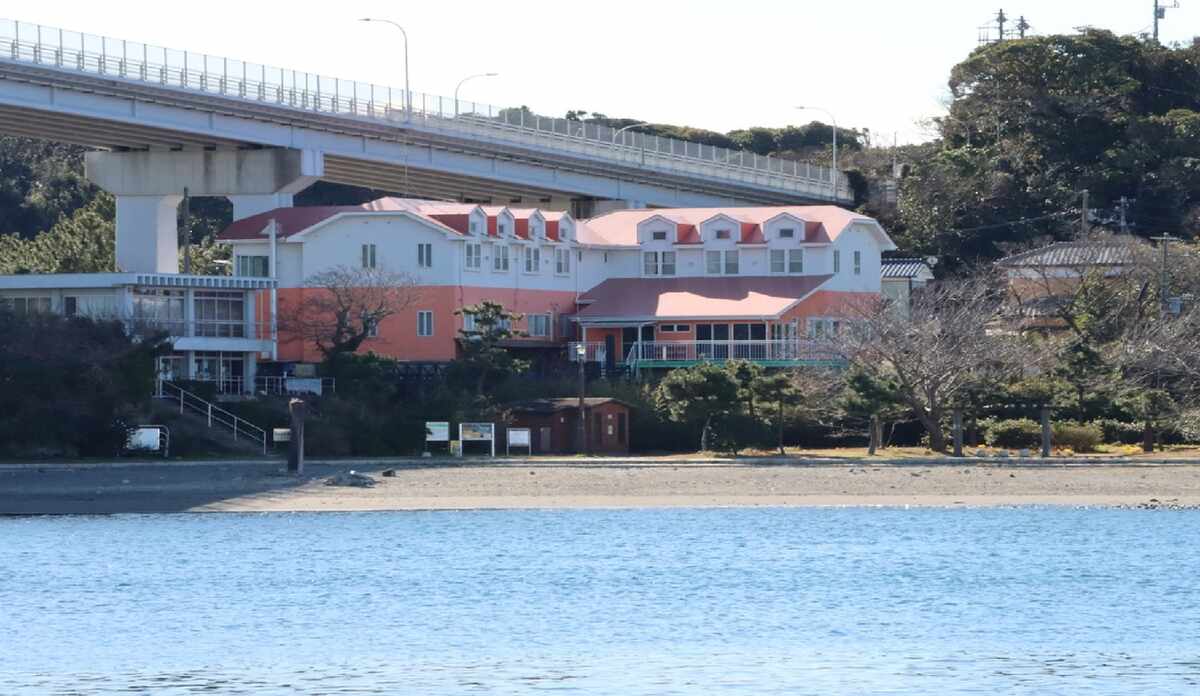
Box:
[943,210,1076,236]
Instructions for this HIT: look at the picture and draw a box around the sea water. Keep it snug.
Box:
[1,508,1198,694]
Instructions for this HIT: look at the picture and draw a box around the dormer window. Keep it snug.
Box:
[469,220,480,235]
[779,228,795,239]
[715,229,731,240]
[498,222,508,237]
[652,231,667,241]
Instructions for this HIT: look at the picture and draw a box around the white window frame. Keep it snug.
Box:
[236,255,270,278]
[789,249,804,274]
[528,313,551,337]
[462,312,476,331]
[715,229,731,240]
[854,250,862,275]
[706,250,722,275]
[833,249,841,273]
[661,251,676,276]
[362,243,377,269]
[465,242,482,270]
[417,310,434,337]
[779,227,795,239]
[770,249,786,274]
[418,243,433,268]
[651,230,668,241]
[643,251,660,276]
[493,244,510,272]
[366,317,380,338]
[524,246,540,274]
[555,247,571,275]
[724,250,739,275]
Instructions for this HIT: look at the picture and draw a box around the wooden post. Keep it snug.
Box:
[1041,407,1052,458]
[288,398,306,475]
[868,414,879,455]
[952,409,963,457]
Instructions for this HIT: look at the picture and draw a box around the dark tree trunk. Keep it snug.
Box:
[1143,421,1155,453]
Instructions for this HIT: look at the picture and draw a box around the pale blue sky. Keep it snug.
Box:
[12,1,1199,144]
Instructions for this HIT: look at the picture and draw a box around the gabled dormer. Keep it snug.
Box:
[422,204,487,237]
[482,206,516,239]
[636,214,680,245]
[512,209,547,241]
[545,211,575,243]
[763,212,807,244]
[698,213,742,245]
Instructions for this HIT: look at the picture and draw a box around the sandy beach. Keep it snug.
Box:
[5,460,1200,514]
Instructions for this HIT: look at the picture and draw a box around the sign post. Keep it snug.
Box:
[459,422,496,457]
[507,427,532,456]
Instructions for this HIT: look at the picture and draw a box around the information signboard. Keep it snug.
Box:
[425,421,450,442]
[458,422,496,456]
[507,427,531,456]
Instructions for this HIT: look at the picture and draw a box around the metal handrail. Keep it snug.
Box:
[254,376,336,395]
[0,18,852,201]
[625,339,845,365]
[157,380,267,454]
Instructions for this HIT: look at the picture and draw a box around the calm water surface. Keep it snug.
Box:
[1,508,1198,694]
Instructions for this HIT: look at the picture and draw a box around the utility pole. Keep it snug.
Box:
[1017,15,1030,39]
[1151,234,1178,314]
[1155,1,1180,43]
[1119,196,1129,234]
[996,9,1007,41]
[1080,189,1090,235]
[181,187,191,275]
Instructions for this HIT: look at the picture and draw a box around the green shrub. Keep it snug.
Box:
[1092,419,1144,445]
[1052,421,1102,452]
[982,418,1042,449]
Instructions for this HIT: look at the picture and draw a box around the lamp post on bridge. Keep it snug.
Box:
[454,72,498,116]
[359,18,411,122]
[612,121,651,166]
[576,342,588,455]
[795,105,839,196]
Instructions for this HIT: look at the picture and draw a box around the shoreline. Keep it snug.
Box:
[4,461,1200,515]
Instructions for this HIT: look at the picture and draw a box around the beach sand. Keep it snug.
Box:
[192,463,1200,512]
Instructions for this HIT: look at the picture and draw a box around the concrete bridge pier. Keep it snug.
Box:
[85,148,323,273]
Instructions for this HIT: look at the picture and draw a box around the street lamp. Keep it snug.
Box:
[611,121,650,144]
[359,18,410,121]
[576,342,588,455]
[454,72,498,116]
[796,105,838,193]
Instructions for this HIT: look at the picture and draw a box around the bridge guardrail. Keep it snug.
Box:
[0,18,852,202]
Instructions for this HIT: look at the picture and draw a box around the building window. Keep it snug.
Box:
[133,289,185,333]
[661,251,676,276]
[236,255,269,277]
[854,250,862,275]
[5,296,51,315]
[417,310,434,337]
[706,251,722,275]
[64,296,78,317]
[659,324,691,333]
[498,222,508,237]
[524,246,540,273]
[643,251,659,276]
[789,249,804,274]
[469,219,480,235]
[808,317,842,339]
[462,312,476,332]
[715,229,731,240]
[652,230,667,241]
[366,318,379,338]
[418,243,432,268]
[493,244,510,271]
[833,249,841,273]
[465,242,482,270]
[529,313,551,337]
[779,228,795,239]
[555,248,571,274]
[724,250,739,275]
[770,249,786,274]
[193,290,246,338]
[362,243,377,269]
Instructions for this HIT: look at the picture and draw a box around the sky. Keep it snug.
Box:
[10,1,1200,144]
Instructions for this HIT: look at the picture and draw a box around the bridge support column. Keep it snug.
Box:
[586,199,647,217]
[114,194,183,273]
[86,148,324,273]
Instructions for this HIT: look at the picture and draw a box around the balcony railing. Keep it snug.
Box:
[567,341,608,363]
[0,18,851,201]
[625,340,844,366]
[255,376,336,396]
[128,318,271,340]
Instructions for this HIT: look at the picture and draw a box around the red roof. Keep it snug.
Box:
[739,222,765,244]
[577,275,833,321]
[576,206,878,248]
[676,223,701,244]
[218,198,476,241]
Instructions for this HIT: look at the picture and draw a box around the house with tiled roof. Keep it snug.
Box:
[215,198,898,373]
[880,257,936,318]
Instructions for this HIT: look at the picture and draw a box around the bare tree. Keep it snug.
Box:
[835,274,1026,452]
[279,265,420,362]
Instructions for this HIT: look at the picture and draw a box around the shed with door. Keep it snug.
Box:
[503,397,632,454]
